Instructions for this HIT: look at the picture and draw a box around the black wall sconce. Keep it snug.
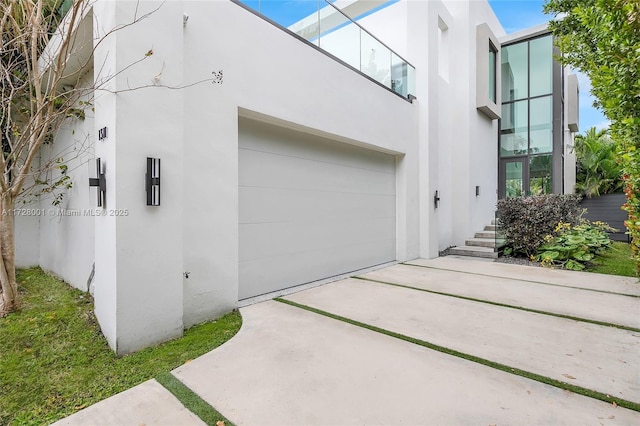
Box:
[88,158,106,207]
[476,186,480,196]
[434,190,440,209]
[146,157,161,206]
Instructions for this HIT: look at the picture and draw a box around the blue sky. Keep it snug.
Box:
[488,0,608,132]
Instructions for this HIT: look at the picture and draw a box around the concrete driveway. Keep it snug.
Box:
[56,257,640,425]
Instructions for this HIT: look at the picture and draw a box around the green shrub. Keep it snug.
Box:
[535,220,615,270]
[496,194,583,256]
[621,146,640,276]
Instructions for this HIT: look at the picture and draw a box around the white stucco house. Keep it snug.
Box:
[16,0,579,354]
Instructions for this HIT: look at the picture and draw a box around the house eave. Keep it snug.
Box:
[38,3,94,93]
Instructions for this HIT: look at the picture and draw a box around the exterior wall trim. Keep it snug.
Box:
[500,23,549,46]
[476,23,501,120]
[567,74,579,132]
[552,45,564,194]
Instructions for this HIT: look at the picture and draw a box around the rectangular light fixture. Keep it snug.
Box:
[88,158,106,207]
[146,157,161,206]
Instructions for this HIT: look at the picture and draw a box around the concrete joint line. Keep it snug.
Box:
[401,263,640,299]
[352,276,640,333]
[275,298,640,413]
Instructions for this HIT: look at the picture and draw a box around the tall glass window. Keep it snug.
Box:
[501,42,528,101]
[506,162,524,197]
[501,101,528,156]
[529,96,553,154]
[500,34,556,197]
[530,36,553,97]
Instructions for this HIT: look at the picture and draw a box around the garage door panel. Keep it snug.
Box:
[239,118,395,174]
[239,118,396,300]
[239,148,395,195]
[239,240,395,299]
[239,186,395,224]
[239,217,396,262]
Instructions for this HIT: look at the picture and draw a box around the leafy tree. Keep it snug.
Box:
[544,0,640,274]
[574,127,624,197]
[0,0,74,315]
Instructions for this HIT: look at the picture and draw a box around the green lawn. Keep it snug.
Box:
[0,267,242,425]
[589,241,637,277]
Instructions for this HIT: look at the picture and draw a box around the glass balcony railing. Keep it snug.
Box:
[237,0,415,99]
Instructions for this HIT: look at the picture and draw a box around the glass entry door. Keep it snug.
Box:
[499,158,529,198]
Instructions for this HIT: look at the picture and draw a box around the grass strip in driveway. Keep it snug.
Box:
[156,372,235,426]
[354,276,640,333]
[402,262,640,298]
[275,297,640,413]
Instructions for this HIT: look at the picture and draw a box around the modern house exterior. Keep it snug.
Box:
[16,0,578,354]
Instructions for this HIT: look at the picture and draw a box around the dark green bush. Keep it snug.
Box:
[496,194,583,256]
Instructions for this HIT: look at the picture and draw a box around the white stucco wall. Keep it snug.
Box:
[564,131,577,195]
[465,0,505,240]
[91,0,186,354]
[14,72,95,281]
[364,0,505,254]
[15,215,39,268]
[181,0,419,327]
[435,8,454,251]
[432,0,503,250]
[91,0,118,351]
[563,72,577,194]
[35,70,95,290]
[84,0,420,352]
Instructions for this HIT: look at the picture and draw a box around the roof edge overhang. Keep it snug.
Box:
[38,1,94,94]
[500,23,549,46]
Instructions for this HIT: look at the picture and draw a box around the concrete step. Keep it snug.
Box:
[449,246,498,259]
[475,230,496,239]
[465,238,499,248]
[484,225,497,231]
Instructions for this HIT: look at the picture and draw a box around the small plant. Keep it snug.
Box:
[535,220,615,270]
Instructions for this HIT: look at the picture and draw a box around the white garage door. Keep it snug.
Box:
[239,117,396,300]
